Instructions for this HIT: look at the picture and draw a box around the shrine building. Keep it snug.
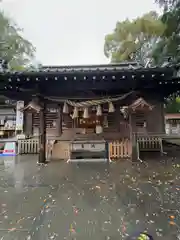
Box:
[0,62,179,163]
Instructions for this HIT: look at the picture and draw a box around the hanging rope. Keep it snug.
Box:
[45,91,134,107]
[66,91,133,107]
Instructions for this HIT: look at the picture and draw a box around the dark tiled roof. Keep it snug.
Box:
[129,98,153,111]
[40,62,142,72]
[165,113,180,119]
[0,62,174,76]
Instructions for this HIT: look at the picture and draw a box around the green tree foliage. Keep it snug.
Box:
[154,0,180,112]
[154,0,180,64]
[104,11,165,64]
[0,10,35,70]
[155,0,179,10]
[165,95,180,113]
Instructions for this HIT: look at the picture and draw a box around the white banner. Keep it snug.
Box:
[16,101,24,131]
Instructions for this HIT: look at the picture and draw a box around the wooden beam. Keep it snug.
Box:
[56,104,62,136]
[38,98,46,164]
[129,113,137,161]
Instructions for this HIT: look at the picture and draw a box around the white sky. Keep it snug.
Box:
[1,0,159,65]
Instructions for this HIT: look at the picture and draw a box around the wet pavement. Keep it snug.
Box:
[0,156,180,239]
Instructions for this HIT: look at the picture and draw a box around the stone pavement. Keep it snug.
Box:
[0,156,180,239]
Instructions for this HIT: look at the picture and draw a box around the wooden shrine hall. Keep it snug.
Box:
[0,62,180,164]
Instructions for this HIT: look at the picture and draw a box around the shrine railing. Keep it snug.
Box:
[17,138,70,159]
[135,134,166,159]
[137,136,163,152]
[18,139,39,154]
[109,139,131,160]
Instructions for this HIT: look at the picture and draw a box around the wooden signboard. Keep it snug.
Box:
[78,115,103,128]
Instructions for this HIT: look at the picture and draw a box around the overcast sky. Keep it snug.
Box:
[1,0,159,65]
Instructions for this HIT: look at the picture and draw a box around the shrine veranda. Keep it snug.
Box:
[0,62,179,163]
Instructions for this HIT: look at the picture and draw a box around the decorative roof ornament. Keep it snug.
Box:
[20,99,42,113]
[0,58,9,72]
[129,98,153,111]
[161,56,173,67]
[145,59,152,68]
[120,106,128,118]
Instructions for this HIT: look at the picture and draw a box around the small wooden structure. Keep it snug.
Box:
[0,62,179,163]
[165,113,180,135]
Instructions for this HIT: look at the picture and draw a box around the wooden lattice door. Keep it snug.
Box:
[134,111,147,134]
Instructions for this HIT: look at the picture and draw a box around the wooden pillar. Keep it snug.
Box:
[24,112,33,136]
[160,102,165,133]
[56,104,62,136]
[38,99,46,164]
[129,113,137,161]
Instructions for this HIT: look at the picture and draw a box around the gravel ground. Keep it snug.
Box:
[0,155,179,240]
